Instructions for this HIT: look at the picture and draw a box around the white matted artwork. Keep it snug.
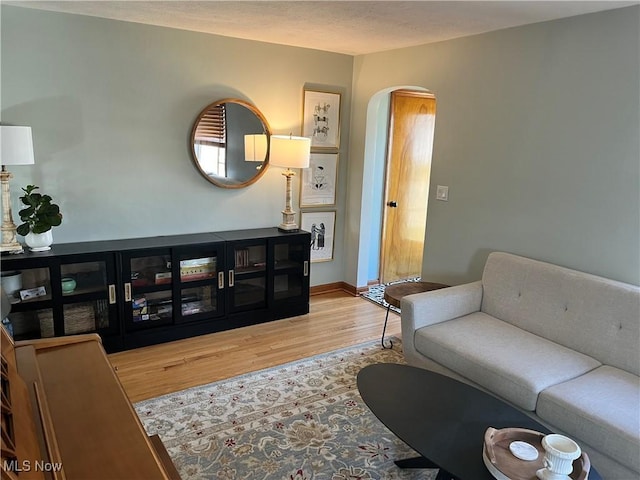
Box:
[300,153,338,207]
[302,89,341,150]
[301,211,335,263]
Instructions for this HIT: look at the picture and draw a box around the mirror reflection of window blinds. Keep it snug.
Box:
[195,104,226,146]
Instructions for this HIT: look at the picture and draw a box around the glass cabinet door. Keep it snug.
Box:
[5,308,54,341]
[131,290,173,325]
[2,259,53,340]
[3,266,52,305]
[59,256,117,336]
[272,238,310,302]
[227,241,267,312]
[122,250,173,330]
[2,254,119,341]
[175,245,224,323]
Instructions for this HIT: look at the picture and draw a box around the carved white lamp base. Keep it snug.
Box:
[277,169,300,233]
[278,212,299,232]
[0,168,24,254]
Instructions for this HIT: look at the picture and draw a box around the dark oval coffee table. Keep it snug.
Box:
[357,363,601,480]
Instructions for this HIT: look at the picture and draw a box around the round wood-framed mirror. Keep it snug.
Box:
[190,98,271,188]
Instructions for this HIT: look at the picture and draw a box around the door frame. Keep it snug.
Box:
[355,85,432,288]
[379,89,436,284]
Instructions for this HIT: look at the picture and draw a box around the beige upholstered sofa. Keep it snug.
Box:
[401,252,640,479]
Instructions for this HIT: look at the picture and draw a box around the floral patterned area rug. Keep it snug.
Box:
[135,338,438,480]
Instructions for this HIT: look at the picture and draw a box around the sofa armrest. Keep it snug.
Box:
[401,281,483,365]
[401,280,483,333]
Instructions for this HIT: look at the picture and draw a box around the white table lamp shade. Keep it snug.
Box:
[244,134,268,162]
[270,135,310,169]
[1,126,35,166]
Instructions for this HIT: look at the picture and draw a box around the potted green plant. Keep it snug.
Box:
[16,184,63,251]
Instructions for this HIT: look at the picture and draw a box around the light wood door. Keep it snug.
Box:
[380,90,436,283]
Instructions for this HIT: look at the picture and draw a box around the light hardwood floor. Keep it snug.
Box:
[109,291,401,403]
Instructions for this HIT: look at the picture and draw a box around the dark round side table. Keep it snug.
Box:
[381,281,448,349]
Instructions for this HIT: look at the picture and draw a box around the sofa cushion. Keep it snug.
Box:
[481,252,640,376]
[537,366,640,473]
[414,312,601,411]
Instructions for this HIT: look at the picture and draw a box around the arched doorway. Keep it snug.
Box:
[355,85,435,287]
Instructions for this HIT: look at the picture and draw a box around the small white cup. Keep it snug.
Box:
[541,434,581,476]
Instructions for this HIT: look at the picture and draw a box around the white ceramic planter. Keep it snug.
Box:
[25,230,54,252]
[1,271,23,295]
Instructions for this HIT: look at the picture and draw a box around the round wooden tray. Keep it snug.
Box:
[483,427,590,480]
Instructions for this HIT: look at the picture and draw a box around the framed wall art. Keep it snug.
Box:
[300,153,338,207]
[302,89,341,150]
[301,211,336,263]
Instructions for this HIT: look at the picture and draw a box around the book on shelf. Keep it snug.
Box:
[181,272,215,282]
[155,272,172,284]
[180,257,216,268]
[181,300,207,316]
[132,297,149,322]
[235,249,267,269]
[235,249,250,268]
[180,264,216,281]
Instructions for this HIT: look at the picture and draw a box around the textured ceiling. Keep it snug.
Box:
[6,1,638,55]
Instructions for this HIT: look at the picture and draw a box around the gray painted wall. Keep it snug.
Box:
[348,6,639,286]
[3,5,639,289]
[0,5,353,287]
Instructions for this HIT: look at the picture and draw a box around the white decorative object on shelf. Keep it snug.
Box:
[483,427,590,480]
[0,271,22,296]
[536,434,582,480]
[510,441,539,461]
[24,229,53,252]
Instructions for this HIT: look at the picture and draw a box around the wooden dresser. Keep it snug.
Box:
[1,326,180,479]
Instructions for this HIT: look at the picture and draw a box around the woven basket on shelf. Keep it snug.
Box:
[39,304,96,337]
[38,310,54,338]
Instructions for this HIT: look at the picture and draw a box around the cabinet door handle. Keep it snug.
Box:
[108,284,117,304]
[218,271,224,289]
[124,282,132,302]
[228,270,235,287]
[304,261,309,277]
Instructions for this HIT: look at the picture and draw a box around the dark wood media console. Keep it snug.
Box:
[1,228,310,352]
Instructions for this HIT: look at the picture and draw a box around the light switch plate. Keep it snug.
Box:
[436,185,449,201]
